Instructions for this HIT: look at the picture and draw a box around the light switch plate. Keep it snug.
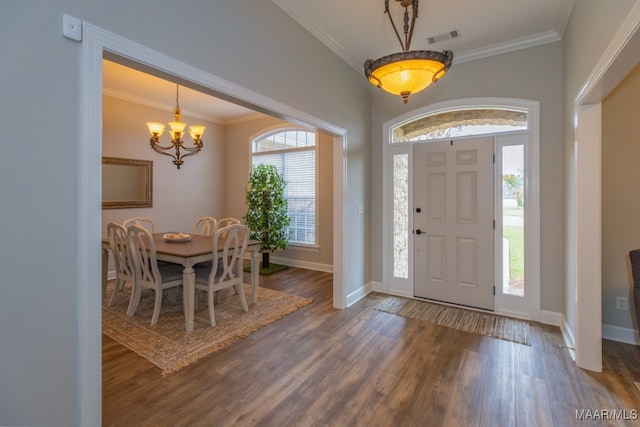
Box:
[63,14,82,41]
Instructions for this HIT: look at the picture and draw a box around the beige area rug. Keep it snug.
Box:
[103,283,312,375]
[373,295,531,346]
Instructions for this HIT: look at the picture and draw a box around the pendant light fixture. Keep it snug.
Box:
[364,0,453,104]
[146,84,205,169]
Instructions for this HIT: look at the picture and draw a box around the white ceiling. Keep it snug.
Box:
[274,0,575,69]
[102,0,575,121]
[102,60,265,125]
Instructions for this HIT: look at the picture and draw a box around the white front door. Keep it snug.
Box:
[413,138,495,310]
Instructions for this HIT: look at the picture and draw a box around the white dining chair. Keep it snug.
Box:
[193,216,217,236]
[106,222,135,309]
[194,224,250,326]
[214,217,241,236]
[123,217,157,234]
[127,224,184,326]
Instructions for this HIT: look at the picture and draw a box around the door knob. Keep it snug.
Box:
[416,207,422,213]
[415,229,423,235]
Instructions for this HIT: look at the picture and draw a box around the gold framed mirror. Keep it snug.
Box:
[102,157,153,209]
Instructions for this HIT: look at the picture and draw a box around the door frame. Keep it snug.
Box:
[379,98,540,320]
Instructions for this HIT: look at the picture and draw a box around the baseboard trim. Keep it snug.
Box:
[267,256,333,273]
[602,323,640,345]
[371,281,385,293]
[346,282,373,307]
[539,309,562,326]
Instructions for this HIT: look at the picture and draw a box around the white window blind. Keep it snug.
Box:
[252,130,316,246]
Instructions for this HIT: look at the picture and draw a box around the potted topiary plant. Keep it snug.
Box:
[244,164,291,269]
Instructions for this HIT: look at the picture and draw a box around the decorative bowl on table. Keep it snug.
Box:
[162,232,192,243]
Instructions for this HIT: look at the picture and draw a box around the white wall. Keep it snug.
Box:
[0,1,370,425]
[371,42,565,314]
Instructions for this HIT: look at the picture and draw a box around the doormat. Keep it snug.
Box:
[372,295,531,346]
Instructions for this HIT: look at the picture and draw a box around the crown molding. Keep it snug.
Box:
[102,88,265,126]
[454,31,562,64]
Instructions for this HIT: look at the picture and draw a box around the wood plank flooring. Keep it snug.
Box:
[103,267,640,426]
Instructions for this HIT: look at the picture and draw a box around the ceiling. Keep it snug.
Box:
[102,0,575,122]
[274,0,575,69]
[102,60,265,125]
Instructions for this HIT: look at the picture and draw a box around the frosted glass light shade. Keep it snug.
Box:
[188,125,206,140]
[169,121,187,138]
[146,122,165,137]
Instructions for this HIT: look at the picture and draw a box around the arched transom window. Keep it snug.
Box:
[392,108,528,142]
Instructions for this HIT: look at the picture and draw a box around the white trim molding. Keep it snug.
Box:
[602,324,640,346]
[346,282,373,307]
[269,256,333,273]
[560,315,577,361]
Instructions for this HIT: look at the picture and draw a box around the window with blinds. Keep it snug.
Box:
[251,129,317,246]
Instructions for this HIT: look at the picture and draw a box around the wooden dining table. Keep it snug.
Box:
[102,233,261,332]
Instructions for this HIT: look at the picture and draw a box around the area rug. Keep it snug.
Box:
[103,283,312,375]
[372,295,531,346]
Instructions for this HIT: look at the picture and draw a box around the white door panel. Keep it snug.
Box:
[414,138,494,310]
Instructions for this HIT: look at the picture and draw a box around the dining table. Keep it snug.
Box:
[102,232,261,332]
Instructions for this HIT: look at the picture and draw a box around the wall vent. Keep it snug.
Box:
[427,30,460,45]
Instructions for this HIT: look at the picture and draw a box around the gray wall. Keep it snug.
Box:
[371,42,565,314]
[0,1,370,425]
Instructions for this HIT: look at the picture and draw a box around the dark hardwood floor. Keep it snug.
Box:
[103,267,640,426]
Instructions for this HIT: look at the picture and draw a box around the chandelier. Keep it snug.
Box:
[364,0,453,104]
[146,84,205,169]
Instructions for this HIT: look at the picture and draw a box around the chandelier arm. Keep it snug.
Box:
[403,6,410,49]
[433,50,454,81]
[385,2,406,50]
[149,137,176,152]
[432,64,447,82]
[406,0,419,50]
[176,148,202,160]
[177,143,203,154]
[150,142,179,162]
